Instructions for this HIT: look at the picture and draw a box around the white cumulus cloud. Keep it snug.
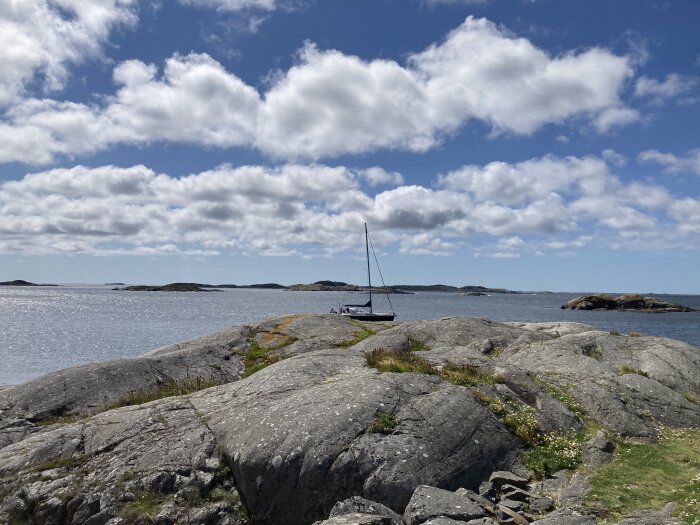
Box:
[0,0,137,106]
[0,17,636,164]
[1,153,694,258]
[638,149,700,176]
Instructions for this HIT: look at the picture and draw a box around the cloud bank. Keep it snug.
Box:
[0,16,635,164]
[1,154,696,258]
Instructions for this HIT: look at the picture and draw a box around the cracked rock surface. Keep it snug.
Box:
[0,314,698,525]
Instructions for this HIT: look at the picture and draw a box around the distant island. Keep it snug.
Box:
[113,280,518,293]
[115,282,287,292]
[0,280,58,287]
[562,294,696,313]
[288,281,517,294]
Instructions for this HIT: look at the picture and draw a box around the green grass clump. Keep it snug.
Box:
[407,337,429,352]
[121,491,169,521]
[619,367,649,378]
[365,349,437,375]
[473,388,589,479]
[472,391,540,445]
[441,363,504,387]
[208,487,240,503]
[109,377,225,408]
[587,426,700,523]
[337,322,377,348]
[533,377,588,419]
[33,455,87,472]
[524,432,585,479]
[368,412,398,434]
[34,414,84,427]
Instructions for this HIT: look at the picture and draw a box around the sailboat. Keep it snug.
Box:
[338,223,395,322]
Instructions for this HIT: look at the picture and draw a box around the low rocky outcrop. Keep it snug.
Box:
[116,282,219,292]
[1,314,698,524]
[562,294,696,312]
[0,280,58,286]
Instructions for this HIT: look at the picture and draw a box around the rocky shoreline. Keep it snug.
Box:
[1,314,698,524]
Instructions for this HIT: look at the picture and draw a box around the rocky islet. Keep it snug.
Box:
[561,294,695,313]
[0,314,698,524]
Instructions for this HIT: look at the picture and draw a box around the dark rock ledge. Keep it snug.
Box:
[562,294,695,312]
[0,314,698,524]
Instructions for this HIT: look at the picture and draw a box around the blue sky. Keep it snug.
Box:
[0,0,699,292]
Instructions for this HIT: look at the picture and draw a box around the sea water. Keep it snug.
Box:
[1,285,699,385]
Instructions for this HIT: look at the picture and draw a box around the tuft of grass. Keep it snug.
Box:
[121,490,169,521]
[619,367,649,378]
[208,487,240,503]
[33,455,87,472]
[587,426,700,523]
[581,342,603,360]
[34,414,84,427]
[368,412,397,434]
[365,349,437,375]
[472,390,540,445]
[533,377,588,419]
[109,377,225,409]
[407,337,429,352]
[337,322,377,348]
[486,346,507,358]
[473,388,590,479]
[609,330,622,336]
[441,363,504,387]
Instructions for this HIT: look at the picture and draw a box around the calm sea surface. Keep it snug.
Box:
[1,285,699,385]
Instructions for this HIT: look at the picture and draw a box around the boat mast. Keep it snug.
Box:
[365,222,373,313]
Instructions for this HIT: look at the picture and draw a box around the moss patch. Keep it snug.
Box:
[337,322,376,348]
[683,391,700,406]
[407,337,429,352]
[109,376,225,408]
[368,412,397,434]
[242,329,296,378]
[587,426,700,524]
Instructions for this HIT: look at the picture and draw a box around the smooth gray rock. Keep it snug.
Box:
[192,348,523,525]
[0,397,247,524]
[371,318,550,352]
[453,489,496,513]
[403,486,487,525]
[0,325,247,448]
[488,472,529,491]
[315,514,395,525]
[527,496,553,513]
[583,431,614,467]
[504,322,596,337]
[505,331,700,439]
[2,314,700,525]
[330,496,404,525]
